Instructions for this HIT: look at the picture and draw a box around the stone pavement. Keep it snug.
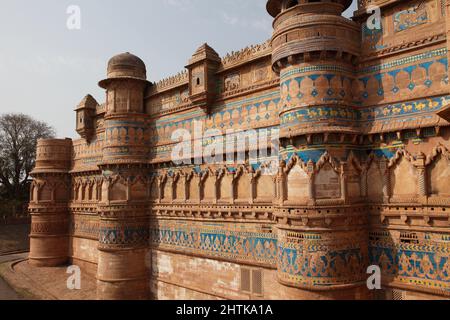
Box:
[0,225,96,300]
[0,224,32,300]
[0,275,23,300]
[0,253,28,300]
[0,257,97,300]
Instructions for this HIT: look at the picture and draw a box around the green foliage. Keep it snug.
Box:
[0,113,55,216]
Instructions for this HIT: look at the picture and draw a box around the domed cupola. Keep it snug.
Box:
[99,52,149,88]
[98,52,150,164]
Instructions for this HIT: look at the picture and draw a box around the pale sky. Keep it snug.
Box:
[0,0,358,139]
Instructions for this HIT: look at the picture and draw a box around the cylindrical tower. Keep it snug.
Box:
[267,0,369,299]
[96,53,151,300]
[29,139,72,267]
[268,0,360,138]
[99,52,151,164]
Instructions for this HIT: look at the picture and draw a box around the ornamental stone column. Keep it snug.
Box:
[306,160,315,206]
[96,52,151,300]
[29,139,72,267]
[415,153,428,202]
[380,158,390,203]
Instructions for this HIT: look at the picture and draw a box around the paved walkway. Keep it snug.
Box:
[0,254,97,300]
[0,222,95,300]
[0,252,28,300]
[0,276,22,300]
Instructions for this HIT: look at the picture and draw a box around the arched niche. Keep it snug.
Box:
[314,162,341,200]
[346,157,362,200]
[55,182,68,201]
[427,150,450,197]
[39,183,52,201]
[174,174,185,201]
[390,154,417,198]
[82,183,88,201]
[366,159,383,202]
[188,173,200,202]
[286,164,309,203]
[130,177,147,201]
[218,171,233,202]
[110,178,127,201]
[255,174,275,203]
[91,182,97,201]
[162,176,172,202]
[87,183,94,201]
[234,169,250,203]
[202,171,216,202]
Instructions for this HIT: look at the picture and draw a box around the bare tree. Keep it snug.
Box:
[0,113,55,200]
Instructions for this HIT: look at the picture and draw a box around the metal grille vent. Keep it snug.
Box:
[240,268,251,292]
[252,269,263,296]
[392,289,405,300]
[240,267,263,296]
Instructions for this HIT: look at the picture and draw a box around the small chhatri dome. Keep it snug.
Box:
[99,52,149,88]
[107,52,146,79]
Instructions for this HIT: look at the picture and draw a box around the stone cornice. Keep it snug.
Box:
[360,33,446,63]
